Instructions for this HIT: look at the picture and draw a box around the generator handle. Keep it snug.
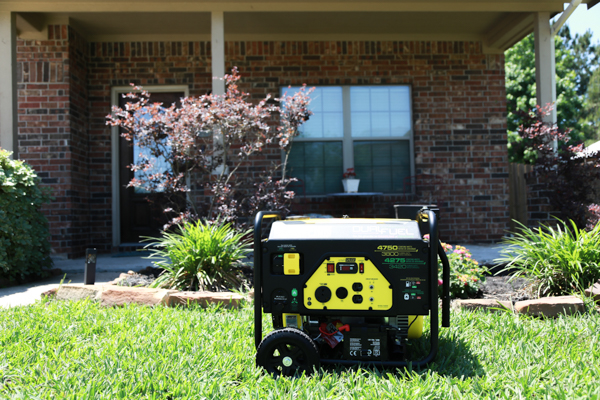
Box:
[253,211,283,350]
[426,209,440,363]
[438,241,451,328]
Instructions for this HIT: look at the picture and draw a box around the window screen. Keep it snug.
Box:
[353,141,411,193]
[286,142,343,195]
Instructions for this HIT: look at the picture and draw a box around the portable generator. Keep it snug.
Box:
[253,207,450,376]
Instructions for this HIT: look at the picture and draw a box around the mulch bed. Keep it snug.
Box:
[110,267,162,287]
[481,276,536,301]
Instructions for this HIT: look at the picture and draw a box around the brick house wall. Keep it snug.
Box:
[17,25,510,256]
[525,170,559,228]
[68,28,90,255]
[16,25,91,256]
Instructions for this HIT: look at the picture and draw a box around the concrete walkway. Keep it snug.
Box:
[0,243,507,308]
[454,243,506,265]
[0,254,157,308]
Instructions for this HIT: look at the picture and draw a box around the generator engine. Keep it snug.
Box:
[253,207,450,376]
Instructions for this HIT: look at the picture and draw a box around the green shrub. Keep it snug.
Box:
[0,150,52,282]
[147,218,252,291]
[496,219,600,296]
[438,243,488,299]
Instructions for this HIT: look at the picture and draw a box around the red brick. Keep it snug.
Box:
[19,29,510,255]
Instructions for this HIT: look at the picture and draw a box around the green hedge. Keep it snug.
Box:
[0,150,52,283]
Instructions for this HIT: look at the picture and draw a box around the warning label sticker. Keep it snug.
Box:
[347,337,381,358]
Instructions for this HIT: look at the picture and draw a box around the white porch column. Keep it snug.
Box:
[0,12,17,158]
[211,11,225,96]
[534,12,557,124]
[210,11,226,174]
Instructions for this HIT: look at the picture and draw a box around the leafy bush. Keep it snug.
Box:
[0,150,52,282]
[147,218,252,291]
[438,243,488,299]
[512,105,600,229]
[496,219,600,297]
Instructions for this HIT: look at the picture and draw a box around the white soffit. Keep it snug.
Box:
[9,1,597,52]
[0,1,581,13]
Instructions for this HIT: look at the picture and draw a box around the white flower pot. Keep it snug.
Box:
[342,178,360,193]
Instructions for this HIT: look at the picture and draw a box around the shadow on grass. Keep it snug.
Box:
[317,333,483,380]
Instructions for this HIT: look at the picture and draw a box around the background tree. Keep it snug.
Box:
[584,67,600,135]
[506,26,600,163]
[562,28,600,97]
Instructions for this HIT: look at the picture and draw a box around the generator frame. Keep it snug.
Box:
[253,208,451,371]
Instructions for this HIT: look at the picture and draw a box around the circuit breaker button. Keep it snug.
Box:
[284,253,300,275]
[359,263,364,273]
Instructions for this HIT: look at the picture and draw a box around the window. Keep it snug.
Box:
[133,106,172,193]
[282,86,413,195]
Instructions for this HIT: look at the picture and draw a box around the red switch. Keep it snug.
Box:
[359,263,364,273]
[327,263,335,273]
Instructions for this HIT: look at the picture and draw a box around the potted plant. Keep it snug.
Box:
[342,168,360,193]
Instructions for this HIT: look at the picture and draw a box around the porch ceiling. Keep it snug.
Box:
[8,0,598,53]
[1,0,589,13]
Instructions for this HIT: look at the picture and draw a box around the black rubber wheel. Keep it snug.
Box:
[256,328,320,377]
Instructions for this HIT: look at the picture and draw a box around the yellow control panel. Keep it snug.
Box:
[304,257,393,311]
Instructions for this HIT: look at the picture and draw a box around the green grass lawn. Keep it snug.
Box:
[0,300,599,399]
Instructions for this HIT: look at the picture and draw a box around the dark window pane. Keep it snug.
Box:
[353,141,411,193]
[304,142,325,166]
[286,142,343,195]
[323,144,343,167]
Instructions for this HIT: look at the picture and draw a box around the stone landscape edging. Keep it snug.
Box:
[53,284,592,318]
[513,295,586,317]
[452,299,513,313]
[584,280,600,303]
[453,295,587,317]
[54,284,248,308]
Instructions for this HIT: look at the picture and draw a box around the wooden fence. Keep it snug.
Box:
[508,163,534,232]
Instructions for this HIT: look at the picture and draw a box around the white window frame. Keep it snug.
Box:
[283,85,415,195]
[110,85,189,247]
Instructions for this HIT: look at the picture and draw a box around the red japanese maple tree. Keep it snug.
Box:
[107,68,313,228]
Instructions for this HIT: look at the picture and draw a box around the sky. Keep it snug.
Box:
[564,3,600,44]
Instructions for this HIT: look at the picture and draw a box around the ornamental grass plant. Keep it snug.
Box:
[496,219,600,297]
[146,218,252,292]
